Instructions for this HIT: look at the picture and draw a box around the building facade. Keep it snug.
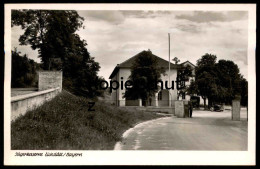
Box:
[109,50,202,107]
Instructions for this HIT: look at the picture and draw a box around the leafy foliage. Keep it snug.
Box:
[240,77,248,106]
[176,65,193,99]
[12,10,84,69]
[173,57,180,64]
[124,50,165,103]
[11,48,40,88]
[12,10,101,98]
[215,60,242,103]
[190,53,248,108]
[187,79,198,96]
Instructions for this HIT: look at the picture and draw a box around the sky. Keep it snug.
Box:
[11,10,248,81]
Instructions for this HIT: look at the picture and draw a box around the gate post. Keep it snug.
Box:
[232,98,241,121]
[138,98,142,107]
[175,100,185,118]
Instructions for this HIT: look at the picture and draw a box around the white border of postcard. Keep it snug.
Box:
[4,3,256,165]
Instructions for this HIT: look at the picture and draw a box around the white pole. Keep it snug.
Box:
[168,33,171,107]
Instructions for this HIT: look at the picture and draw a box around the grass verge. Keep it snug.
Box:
[11,91,164,150]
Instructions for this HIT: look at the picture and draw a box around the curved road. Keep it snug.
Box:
[115,110,248,150]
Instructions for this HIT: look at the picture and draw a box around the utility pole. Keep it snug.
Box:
[168,33,171,107]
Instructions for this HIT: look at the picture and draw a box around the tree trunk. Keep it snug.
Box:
[208,98,212,110]
[203,97,206,110]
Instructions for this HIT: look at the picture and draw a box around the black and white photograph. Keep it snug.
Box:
[4,3,256,165]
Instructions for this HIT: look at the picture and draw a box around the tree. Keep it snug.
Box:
[240,77,248,107]
[176,64,193,99]
[11,10,101,98]
[11,48,40,88]
[173,57,180,64]
[186,79,198,96]
[12,10,84,70]
[124,50,165,106]
[191,53,248,109]
[195,53,218,109]
[215,60,242,104]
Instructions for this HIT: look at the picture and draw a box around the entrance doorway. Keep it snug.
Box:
[158,89,170,107]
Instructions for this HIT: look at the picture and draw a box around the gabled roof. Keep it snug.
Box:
[180,60,196,77]
[180,60,196,68]
[109,50,182,79]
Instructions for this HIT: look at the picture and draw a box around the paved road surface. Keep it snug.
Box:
[115,109,247,150]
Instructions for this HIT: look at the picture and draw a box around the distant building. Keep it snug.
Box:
[109,50,205,107]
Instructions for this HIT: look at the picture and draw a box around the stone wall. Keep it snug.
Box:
[11,71,63,121]
[11,87,60,121]
[38,71,62,91]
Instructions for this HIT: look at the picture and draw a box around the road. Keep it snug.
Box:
[115,109,248,150]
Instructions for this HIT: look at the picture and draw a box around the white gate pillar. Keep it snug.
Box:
[138,98,142,107]
[155,93,158,107]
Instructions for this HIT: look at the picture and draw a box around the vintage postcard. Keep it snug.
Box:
[4,3,256,165]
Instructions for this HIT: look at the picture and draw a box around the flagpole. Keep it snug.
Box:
[168,33,170,82]
[168,33,171,107]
